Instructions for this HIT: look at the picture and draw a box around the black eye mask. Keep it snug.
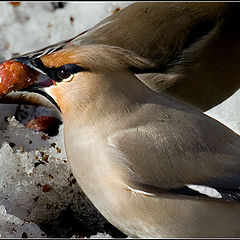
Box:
[47,63,85,82]
[14,57,85,82]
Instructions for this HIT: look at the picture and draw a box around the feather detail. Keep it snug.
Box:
[186,184,222,199]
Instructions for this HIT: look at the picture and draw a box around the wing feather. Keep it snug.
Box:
[108,103,240,202]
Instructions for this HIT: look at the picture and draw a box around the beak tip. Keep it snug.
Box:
[14,57,47,76]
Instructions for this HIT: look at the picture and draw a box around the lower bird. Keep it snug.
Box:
[11,44,240,238]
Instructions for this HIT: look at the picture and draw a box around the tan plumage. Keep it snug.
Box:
[75,2,240,111]
[3,2,240,111]
[15,44,240,238]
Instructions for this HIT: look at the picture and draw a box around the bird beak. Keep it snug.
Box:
[13,56,61,111]
[3,28,88,110]
[13,56,48,75]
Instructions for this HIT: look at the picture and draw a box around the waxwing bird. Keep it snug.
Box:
[13,44,240,238]
[2,2,240,111]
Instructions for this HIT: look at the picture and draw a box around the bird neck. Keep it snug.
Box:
[62,71,154,129]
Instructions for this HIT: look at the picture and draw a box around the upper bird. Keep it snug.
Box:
[2,2,240,111]
[13,44,240,238]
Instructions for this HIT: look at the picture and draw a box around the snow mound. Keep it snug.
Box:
[0,204,46,238]
[0,116,121,237]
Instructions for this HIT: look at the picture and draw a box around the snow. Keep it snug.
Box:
[0,204,46,238]
[0,2,133,59]
[0,1,240,238]
[0,116,112,238]
[205,92,240,134]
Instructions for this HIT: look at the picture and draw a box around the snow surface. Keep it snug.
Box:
[0,1,240,238]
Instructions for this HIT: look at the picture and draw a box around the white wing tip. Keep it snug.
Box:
[186,184,222,199]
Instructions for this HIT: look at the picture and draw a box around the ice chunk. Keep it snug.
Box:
[90,232,113,238]
[0,204,46,238]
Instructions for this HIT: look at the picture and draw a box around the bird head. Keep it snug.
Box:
[13,44,157,118]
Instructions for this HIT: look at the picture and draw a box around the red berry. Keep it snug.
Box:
[0,60,39,96]
[26,116,62,136]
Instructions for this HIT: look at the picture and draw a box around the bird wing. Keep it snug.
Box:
[108,103,240,202]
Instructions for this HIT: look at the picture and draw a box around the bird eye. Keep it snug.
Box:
[55,64,85,82]
[57,69,72,81]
